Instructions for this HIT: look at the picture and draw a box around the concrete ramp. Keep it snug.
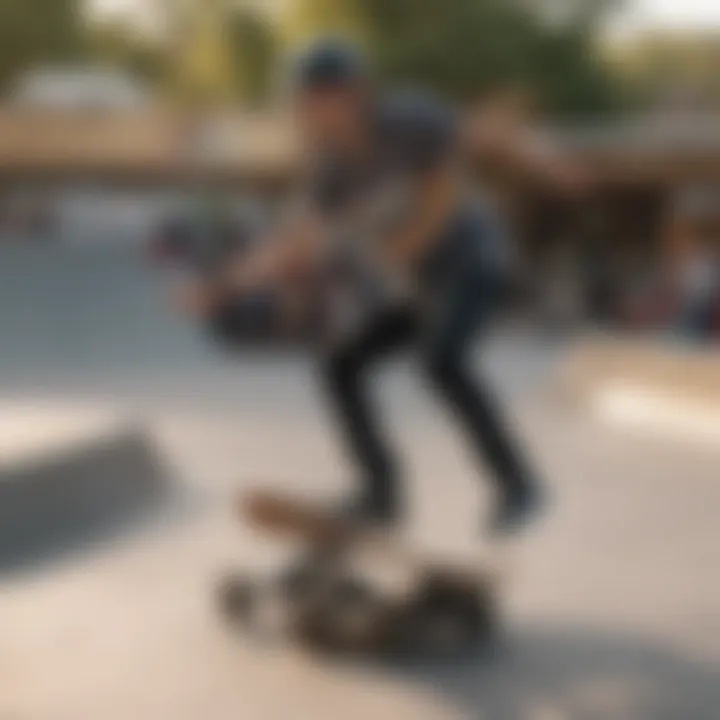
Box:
[0,403,168,571]
[560,335,720,405]
[559,336,720,448]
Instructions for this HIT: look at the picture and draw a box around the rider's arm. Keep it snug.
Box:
[380,163,459,268]
[174,207,326,318]
[223,209,325,291]
[223,157,346,294]
[466,109,588,196]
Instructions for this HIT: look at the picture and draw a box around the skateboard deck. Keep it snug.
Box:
[239,489,502,587]
[221,489,504,657]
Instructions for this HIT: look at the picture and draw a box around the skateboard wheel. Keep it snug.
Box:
[405,575,498,657]
[217,574,256,625]
[278,559,328,603]
[292,577,384,654]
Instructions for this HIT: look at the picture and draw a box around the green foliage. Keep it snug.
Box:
[0,0,88,90]
[614,30,720,112]
[285,0,366,44]
[157,1,279,106]
[0,0,622,116]
[362,0,533,98]
[524,23,621,117]
[226,9,279,106]
[89,20,167,85]
[290,0,622,117]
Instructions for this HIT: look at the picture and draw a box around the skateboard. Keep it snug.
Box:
[217,490,501,658]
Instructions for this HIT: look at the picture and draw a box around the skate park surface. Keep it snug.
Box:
[0,244,718,720]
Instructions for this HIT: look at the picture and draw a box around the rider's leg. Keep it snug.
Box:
[318,307,417,521]
[419,229,543,533]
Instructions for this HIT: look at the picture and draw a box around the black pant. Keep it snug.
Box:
[318,211,536,505]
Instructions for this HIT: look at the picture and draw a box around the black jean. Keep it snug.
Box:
[318,208,536,504]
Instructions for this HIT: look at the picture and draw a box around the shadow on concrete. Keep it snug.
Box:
[386,625,720,719]
[0,431,176,576]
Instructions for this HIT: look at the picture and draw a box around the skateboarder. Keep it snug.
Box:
[180,40,549,535]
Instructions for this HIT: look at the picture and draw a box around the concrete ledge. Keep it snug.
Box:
[561,335,720,407]
[560,336,720,447]
[0,404,168,570]
[593,383,720,447]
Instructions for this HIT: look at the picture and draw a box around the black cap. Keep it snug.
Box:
[293,38,366,91]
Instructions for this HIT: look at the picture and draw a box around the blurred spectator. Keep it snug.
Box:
[677,243,719,340]
[670,188,720,341]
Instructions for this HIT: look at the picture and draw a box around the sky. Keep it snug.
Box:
[617,0,720,33]
[90,0,720,35]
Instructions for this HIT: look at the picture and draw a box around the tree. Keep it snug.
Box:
[226,9,278,106]
[283,0,365,44]
[286,0,622,117]
[88,20,168,86]
[523,20,620,117]
[150,1,278,106]
[613,30,720,112]
[170,0,237,105]
[0,0,88,91]
[530,0,624,28]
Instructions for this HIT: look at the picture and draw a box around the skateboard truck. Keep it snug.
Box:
[217,490,500,658]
